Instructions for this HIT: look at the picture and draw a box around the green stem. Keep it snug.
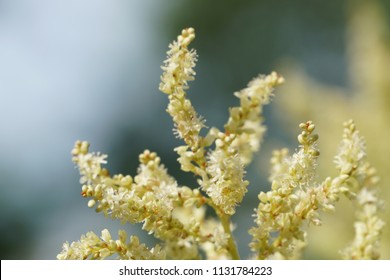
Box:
[205,198,240,259]
[220,213,240,260]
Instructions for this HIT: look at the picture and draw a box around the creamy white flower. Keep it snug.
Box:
[57,229,165,260]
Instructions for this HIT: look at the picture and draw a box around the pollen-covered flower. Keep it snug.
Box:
[250,120,384,260]
[225,72,285,165]
[159,28,197,95]
[334,120,367,175]
[57,229,165,260]
[71,142,204,243]
[249,121,321,259]
[159,28,206,175]
[201,132,249,215]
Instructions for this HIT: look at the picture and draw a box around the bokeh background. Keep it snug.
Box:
[1,0,389,259]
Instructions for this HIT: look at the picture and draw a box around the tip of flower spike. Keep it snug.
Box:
[297,121,320,156]
[139,149,161,166]
[343,119,356,132]
[72,140,89,156]
[178,28,195,47]
[268,71,285,86]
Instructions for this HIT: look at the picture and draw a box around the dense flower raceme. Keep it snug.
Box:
[61,141,231,260]
[58,28,384,260]
[338,121,385,259]
[249,120,384,259]
[159,29,284,216]
[57,229,165,260]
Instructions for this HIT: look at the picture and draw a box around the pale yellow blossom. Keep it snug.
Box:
[57,229,165,260]
[60,27,384,260]
[339,121,385,259]
[225,72,284,165]
[249,121,321,259]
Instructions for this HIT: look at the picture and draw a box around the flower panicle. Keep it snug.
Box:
[57,229,166,260]
[159,28,207,176]
[72,141,205,243]
[341,186,385,259]
[224,72,284,165]
[249,121,320,259]
[72,140,108,185]
[337,120,385,259]
[159,28,196,95]
[334,119,367,176]
[250,120,384,260]
[198,73,284,216]
[62,28,385,261]
[200,131,249,216]
[159,28,285,219]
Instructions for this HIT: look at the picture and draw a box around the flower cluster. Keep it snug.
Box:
[57,229,165,260]
[224,72,285,165]
[58,28,384,260]
[158,28,284,219]
[249,121,321,259]
[338,121,385,259]
[201,72,284,215]
[67,142,215,259]
[249,120,384,259]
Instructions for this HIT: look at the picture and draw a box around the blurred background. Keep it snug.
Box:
[1,0,389,259]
